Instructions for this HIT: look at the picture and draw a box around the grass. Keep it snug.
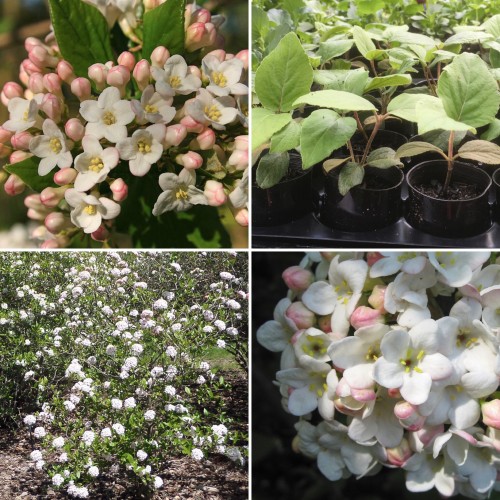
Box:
[201,346,242,373]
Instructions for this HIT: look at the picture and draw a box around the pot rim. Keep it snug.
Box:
[492,167,500,186]
[327,165,405,193]
[407,160,492,202]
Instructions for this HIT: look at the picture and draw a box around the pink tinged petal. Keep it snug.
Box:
[461,371,499,398]
[104,124,128,143]
[380,329,410,362]
[38,156,58,176]
[418,353,452,381]
[80,100,102,122]
[82,135,103,156]
[256,320,289,352]
[373,358,404,388]
[101,147,119,169]
[302,282,336,316]
[409,319,441,352]
[328,336,365,369]
[317,450,344,481]
[98,86,120,108]
[370,257,401,278]
[129,155,151,177]
[288,386,318,416]
[400,371,432,405]
[98,197,120,220]
[351,387,376,401]
[348,415,377,443]
[343,364,374,390]
[434,470,455,497]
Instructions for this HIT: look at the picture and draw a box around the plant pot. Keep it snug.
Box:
[406,161,492,237]
[492,168,500,222]
[319,166,404,231]
[252,153,313,227]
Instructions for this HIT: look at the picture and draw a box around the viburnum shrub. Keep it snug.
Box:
[257,251,500,499]
[0,0,248,248]
[0,250,248,497]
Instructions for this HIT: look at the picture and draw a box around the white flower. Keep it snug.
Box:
[137,450,148,461]
[81,431,95,446]
[144,410,156,421]
[101,427,112,438]
[3,97,40,132]
[58,453,68,463]
[116,124,165,177]
[164,385,176,396]
[153,475,163,489]
[24,414,36,426]
[151,55,201,97]
[53,436,65,449]
[88,466,99,477]
[73,136,119,192]
[29,119,73,176]
[34,426,46,438]
[191,448,203,461]
[112,423,125,435]
[131,343,144,355]
[153,298,168,310]
[131,84,176,124]
[65,189,121,233]
[80,86,135,143]
[52,473,64,486]
[370,252,428,278]
[106,344,117,356]
[124,397,136,409]
[30,450,43,461]
[197,375,207,384]
[216,340,226,349]
[111,398,123,410]
[186,89,238,130]
[428,252,490,288]
[202,55,248,97]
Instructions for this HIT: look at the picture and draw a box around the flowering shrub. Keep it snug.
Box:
[257,251,500,499]
[0,0,248,248]
[0,250,248,496]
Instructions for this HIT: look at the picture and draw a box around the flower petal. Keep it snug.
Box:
[400,371,432,405]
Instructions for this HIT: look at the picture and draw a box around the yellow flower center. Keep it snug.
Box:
[49,137,62,154]
[84,205,97,215]
[204,105,222,122]
[365,345,380,362]
[137,140,152,153]
[302,335,327,358]
[212,71,227,88]
[88,156,104,173]
[144,104,158,114]
[169,76,182,88]
[399,348,425,373]
[397,252,418,262]
[23,109,30,121]
[176,188,189,200]
[103,111,116,126]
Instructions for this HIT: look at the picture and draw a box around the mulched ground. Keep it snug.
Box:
[0,371,248,500]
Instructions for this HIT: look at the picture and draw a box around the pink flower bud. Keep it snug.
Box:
[282,266,314,292]
[185,23,208,52]
[2,81,23,100]
[367,252,384,266]
[180,115,204,133]
[368,285,387,313]
[25,37,42,53]
[29,45,59,68]
[44,212,72,234]
[228,149,248,171]
[188,65,202,79]
[64,118,85,142]
[386,438,413,467]
[285,302,316,329]
[91,225,110,241]
[57,60,75,83]
[176,151,203,170]
[205,49,226,62]
[110,178,128,202]
[40,186,68,208]
[350,306,383,330]
[194,128,215,150]
[350,388,376,402]
[410,425,444,452]
[24,193,45,210]
[71,77,91,101]
[27,73,45,94]
[88,63,108,90]
[117,51,136,72]
[4,174,25,196]
[234,208,248,226]
[106,65,131,96]
[235,50,249,70]
[28,207,51,221]
[150,46,170,68]
[40,239,60,249]
[234,135,249,151]
[165,124,187,146]
[483,400,500,429]
[53,168,77,186]
[9,151,31,164]
[143,0,161,10]
[204,180,227,207]
[394,401,426,431]
[19,66,30,87]
[11,131,32,151]
[318,315,332,333]
[40,93,62,122]
[132,59,151,91]
[192,8,211,23]
[388,388,401,398]
[43,73,62,95]
[22,58,43,75]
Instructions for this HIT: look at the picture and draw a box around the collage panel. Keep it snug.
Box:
[0,0,248,250]
[253,250,500,500]
[251,0,500,248]
[0,250,248,498]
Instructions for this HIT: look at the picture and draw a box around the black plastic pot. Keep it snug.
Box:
[320,166,404,231]
[493,169,500,222]
[406,161,492,237]
[253,154,313,227]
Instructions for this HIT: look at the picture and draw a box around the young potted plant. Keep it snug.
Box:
[392,52,500,237]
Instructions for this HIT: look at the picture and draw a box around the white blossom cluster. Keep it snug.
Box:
[258,251,500,499]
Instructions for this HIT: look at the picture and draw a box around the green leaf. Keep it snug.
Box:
[352,26,376,58]
[48,0,114,78]
[457,140,500,165]
[481,119,500,142]
[338,162,365,195]
[416,96,475,135]
[142,0,186,61]
[317,39,353,63]
[438,53,500,128]
[255,32,313,113]
[357,0,384,15]
[444,31,493,45]
[293,90,376,112]
[300,110,357,169]
[366,147,403,169]
[388,93,439,122]
[252,108,292,149]
[388,31,437,47]
[364,74,412,93]
[314,69,369,95]
[256,152,290,188]
[323,157,349,173]
[396,141,445,158]
[491,49,500,69]
[252,5,270,41]
[4,157,57,192]
[270,120,301,153]
[483,14,500,38]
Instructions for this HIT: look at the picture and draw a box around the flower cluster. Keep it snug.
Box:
[0,251,248,496]
[258,251,500,499]
[1,0,248,248]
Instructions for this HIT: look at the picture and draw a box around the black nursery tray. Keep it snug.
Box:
[252,210,500,249]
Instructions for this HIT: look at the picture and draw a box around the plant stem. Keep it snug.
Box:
[370,59,378,77]
[347,140,355,163]
[441,130,455,196]
[353,112,369,141]
[360,113,383,166]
